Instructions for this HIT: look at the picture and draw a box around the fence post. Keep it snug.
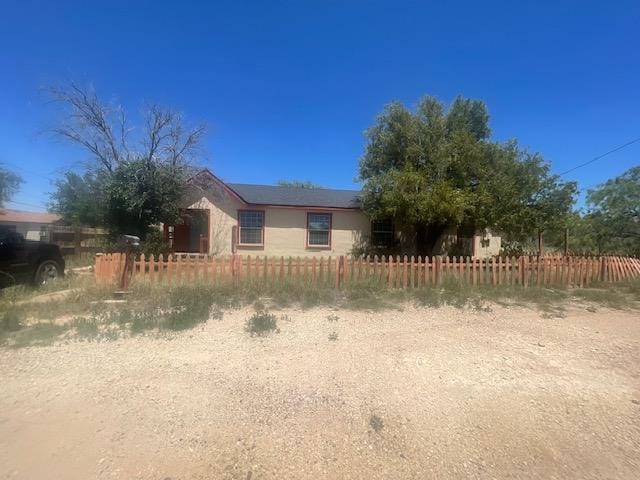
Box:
[471,256,476,286]
[74,227,82,258]
[435,256,442,285]
[520,256,527,287]
[335,255,345,289]
[94,254,101,283]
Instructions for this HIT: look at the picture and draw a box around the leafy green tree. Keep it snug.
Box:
[541,212,607,255]
[49,170,106,227]
[276,180,324,189]
[585,165,640,255]
[104,159,186,237]
[359,95,576,255]
[0,166,23,207]
[50,161,186,238]
[47,82,205,238]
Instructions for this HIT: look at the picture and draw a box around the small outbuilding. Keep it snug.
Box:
[0,209,62,241]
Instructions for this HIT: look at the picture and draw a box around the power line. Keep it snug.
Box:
[559,137,640,176]
[0,161,56,182]
[5,199,48,210]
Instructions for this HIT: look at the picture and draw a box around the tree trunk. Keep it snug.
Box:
[415,224,447,258]
[537,229,544,256]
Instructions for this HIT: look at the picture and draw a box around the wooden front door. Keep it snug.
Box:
[172,223,190,252]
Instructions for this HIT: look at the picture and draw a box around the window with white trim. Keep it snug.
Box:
[238,211,264,245]
[307,213,331,247]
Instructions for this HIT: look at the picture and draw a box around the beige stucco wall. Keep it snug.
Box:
[187,194,242,256]
[186,195,371,257]
[256,208,370,257]
[473,231,501,258]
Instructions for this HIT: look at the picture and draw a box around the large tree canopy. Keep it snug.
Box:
[583,165,640,255]
[50,160,185,238]
[0,166,23,208]
[47,82,205,238]
[359,95,576,255]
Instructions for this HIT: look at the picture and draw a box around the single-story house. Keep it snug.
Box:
[164,169,501,258]
[0,209,62,241]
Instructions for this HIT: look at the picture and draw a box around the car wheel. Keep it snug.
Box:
[34,260,62,285]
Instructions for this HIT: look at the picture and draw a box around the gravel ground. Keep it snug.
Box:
[1,303,639,479]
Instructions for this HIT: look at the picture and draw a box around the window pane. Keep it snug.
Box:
[239,211,263,229]
[240,227,262,245]
[239,211,263,244]
[371,219,394,247]
[372,219,393,233]
[308,230,329,246]
[308,214,330,231]
[372,232,393,246]
[307,213,330,246]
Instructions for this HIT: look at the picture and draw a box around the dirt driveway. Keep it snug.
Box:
[1,303,639,479]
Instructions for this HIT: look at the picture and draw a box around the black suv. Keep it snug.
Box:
[0,229,65,287]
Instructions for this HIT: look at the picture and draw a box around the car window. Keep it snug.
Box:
[0,230,24,244]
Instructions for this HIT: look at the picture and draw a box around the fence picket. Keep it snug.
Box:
[627,257,634,277]
[159,254,166,282]
[373,255,379,283]
[470,256,476,286]
[619,256,628,279]
[311,257,317,284]
[402,255,408,288]
[619,256,628,280]
[279,256,285,281]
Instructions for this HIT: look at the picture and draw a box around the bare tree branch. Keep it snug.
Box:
[46,81,128,172]
[45,81,206,172]
[166,119,206,167]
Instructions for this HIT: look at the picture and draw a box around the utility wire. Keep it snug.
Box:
[0,161,56,181]
[559,137,640,176]
[4,199,48,210]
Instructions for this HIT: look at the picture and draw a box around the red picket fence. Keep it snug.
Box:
[95,253,640,289]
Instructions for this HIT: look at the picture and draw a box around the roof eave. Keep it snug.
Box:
[245,203,362,211]
[186,169,248,205]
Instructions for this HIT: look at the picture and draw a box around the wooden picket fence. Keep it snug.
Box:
[95,253,640,289]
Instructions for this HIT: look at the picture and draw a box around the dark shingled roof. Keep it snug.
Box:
[227,183,362,209]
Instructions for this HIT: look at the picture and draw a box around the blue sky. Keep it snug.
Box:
[1,0,639,212]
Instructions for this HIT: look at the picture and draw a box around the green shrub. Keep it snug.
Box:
[72,317,99,340]
[369,415,384,432]
[245,311,279,336]
[140,229,172,257]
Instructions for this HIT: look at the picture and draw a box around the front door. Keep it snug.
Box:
[172,223,190,252]
[164,209,209,253]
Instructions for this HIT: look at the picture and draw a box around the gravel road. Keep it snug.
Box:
[1,303,639,479]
